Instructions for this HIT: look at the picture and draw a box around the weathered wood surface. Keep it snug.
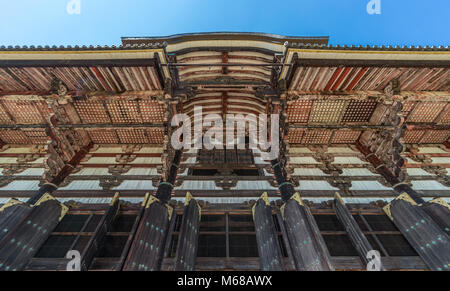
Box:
[421,198,450,235]
[79,193,120,271]
[115,193,150,271]
[122,196,172,271]
[161,256,426,271]
[0,194,68,271]
[174,193,201,271]
[282,193,335,271]
[0,199,32,242]
[384,193,450,271]
[334,193,385,270]
[252,193,284,271]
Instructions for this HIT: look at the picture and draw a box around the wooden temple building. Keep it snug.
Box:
[0,32,448,271]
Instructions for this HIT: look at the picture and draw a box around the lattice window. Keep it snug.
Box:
[407,102,446,123]
[73,100,111,124]
[106,100,143,124]
[140,100,166,123]
[23,129,48,144]
[146,128,165,144]
[116,129,149,144]
[88,130,119,144]
[403,130,426,144]
[0,130,29,144]
[2,100,46,124]
[309,100,347,124]
[420,130,450,143]
[331,130,361,144]
[287,100,313,123]
[341,100,377,123]
[302,130,332,144]
[287,129,304,144]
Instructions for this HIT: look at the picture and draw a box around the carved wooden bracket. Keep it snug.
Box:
[115,154,137,164]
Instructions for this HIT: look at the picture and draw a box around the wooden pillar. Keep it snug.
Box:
[271,158,334,270]
[252,192,284,271]
[356,141,450,233]
[421,198,450,235]
[384,193,450,271]
[116,193,150,271]
[0,200,32,243]
[122,195,172,271]
[174,193,201,271]
[122,150,182,271]
[334,193,385,271]
[282,193,334,271]
[0,194,68,271]
[0,142,93,257]
[79,193,121,271]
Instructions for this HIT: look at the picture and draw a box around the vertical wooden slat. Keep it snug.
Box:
[116,193,150,271]
[282,193,335,271]
[174,192,201,271]
[384,193,450,271]
[79,192,121,271]
[122,195,172,271]
[0,194,68,271]
[334,192,385,270]
[252,192,284,271]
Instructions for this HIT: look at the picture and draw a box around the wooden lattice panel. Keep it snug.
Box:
[106,100,143,124]
[287,129,305,144]
[287,100,313,124]
[341,100,377,123]
[309,100,347,124]
[401,101,416,117]
[302,130,333,144]
[0,103,13,124]
[146,128,165,144]
[420,130,450,144]
[88,130,119,144]
[0,130,29,144]
[22,129,48,144]
[403,130,426,144]
[407,102,446,123]
[116,129,149,144]
[437,106,450,124]
[140,100,166,123]
[2,101,46,124]
[331,130,361,144]
[73,100,111,124]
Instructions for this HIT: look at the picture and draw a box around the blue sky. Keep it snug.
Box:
[0,0,449,46]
